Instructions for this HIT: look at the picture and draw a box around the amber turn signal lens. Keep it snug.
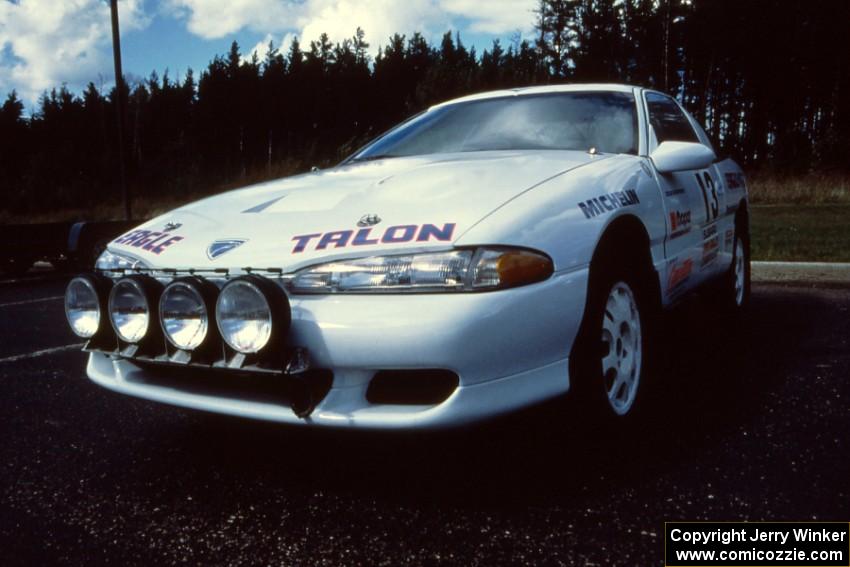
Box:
[472,249,553,289]
[496,251,554,287]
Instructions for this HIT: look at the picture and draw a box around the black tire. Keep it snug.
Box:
[51,257,74,273]
[84,238,110,270]
[720,227,751,313]
[570,249,658,427]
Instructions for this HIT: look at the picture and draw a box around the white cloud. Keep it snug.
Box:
[298,0,446,51]
[439,0,536,35]
[245,32,275,62]
[0,0,149,105]
[0,0,538,105]
[162,0,296,40]
[167,0,537,56]
[245,32,302,64]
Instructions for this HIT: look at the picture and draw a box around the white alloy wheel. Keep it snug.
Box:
[600,281,642,415]
[733,237,746,307]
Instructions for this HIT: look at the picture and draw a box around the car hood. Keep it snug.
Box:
[110,150,606,271]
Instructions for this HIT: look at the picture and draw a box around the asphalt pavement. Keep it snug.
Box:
[1,274,849,566]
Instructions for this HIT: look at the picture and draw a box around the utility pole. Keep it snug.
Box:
[110,0,131,221]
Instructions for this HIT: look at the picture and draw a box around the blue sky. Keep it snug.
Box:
[0,0,538,111]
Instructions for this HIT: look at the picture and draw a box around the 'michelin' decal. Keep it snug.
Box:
[578,189,639,219]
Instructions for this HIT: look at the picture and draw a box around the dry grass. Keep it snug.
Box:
[751,204,850,262]
[747,173,850,205]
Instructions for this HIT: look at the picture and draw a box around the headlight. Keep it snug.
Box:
[216,277,289,354]
[65,276,103,338]
[109,277,157,343]
[291,250,471,293]
[289,248,553,293]
[95,250,148,274]
[159,279,210,351]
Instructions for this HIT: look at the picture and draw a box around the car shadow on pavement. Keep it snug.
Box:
[168,286,824,509]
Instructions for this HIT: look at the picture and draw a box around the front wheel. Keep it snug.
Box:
[571,263,656,425]
[600,281,643,415]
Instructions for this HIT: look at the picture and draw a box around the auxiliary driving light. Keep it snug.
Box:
[65,275,109,339]
[159,278,215,351]
[216,276,290,355]
[108,276,161,343]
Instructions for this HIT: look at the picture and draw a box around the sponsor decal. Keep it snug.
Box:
[665,187,685,197]
[725,229,734,250]
[669,209,692,238]
[696,172,720,222]
[291,222,456,254]
[578,189,640,219]
[701,226,720,267]
[667,258,693,295]
[207,239,247,260]
[113,228,185,255]
[725,171,746,190]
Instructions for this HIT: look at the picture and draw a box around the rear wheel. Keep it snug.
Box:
[720,231,750,312]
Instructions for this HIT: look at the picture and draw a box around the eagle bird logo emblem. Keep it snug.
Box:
[207,239,247,260]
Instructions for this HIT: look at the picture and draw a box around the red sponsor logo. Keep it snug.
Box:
[113,229,185,255]
[669,210,691,237]
[667,259,693,292]
[701,235,720,267]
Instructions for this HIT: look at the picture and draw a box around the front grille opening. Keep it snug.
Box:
[130,361,333,410]
[366,369,459,405]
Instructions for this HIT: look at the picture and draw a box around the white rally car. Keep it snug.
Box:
[64,84,749,428]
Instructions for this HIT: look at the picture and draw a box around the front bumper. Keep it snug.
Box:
[84,268,589,428]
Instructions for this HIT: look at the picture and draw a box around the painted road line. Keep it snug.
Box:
[0,343,85,364]
[0,295,64,308]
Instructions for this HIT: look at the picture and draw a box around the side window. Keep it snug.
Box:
[646,93,699,144]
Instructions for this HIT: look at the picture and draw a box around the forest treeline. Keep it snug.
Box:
[1,0,848,217]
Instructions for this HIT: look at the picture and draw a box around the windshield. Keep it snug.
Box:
[351,91,638,161]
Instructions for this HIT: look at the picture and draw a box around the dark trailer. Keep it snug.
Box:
[0,220,139,275]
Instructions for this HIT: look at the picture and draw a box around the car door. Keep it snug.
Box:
[644,91,724,302]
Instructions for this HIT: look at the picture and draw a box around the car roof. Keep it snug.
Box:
[430,83,641,110]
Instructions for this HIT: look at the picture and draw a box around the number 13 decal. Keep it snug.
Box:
[695,171,719,221]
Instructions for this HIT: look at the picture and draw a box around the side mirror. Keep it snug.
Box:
[650,141,716,173]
